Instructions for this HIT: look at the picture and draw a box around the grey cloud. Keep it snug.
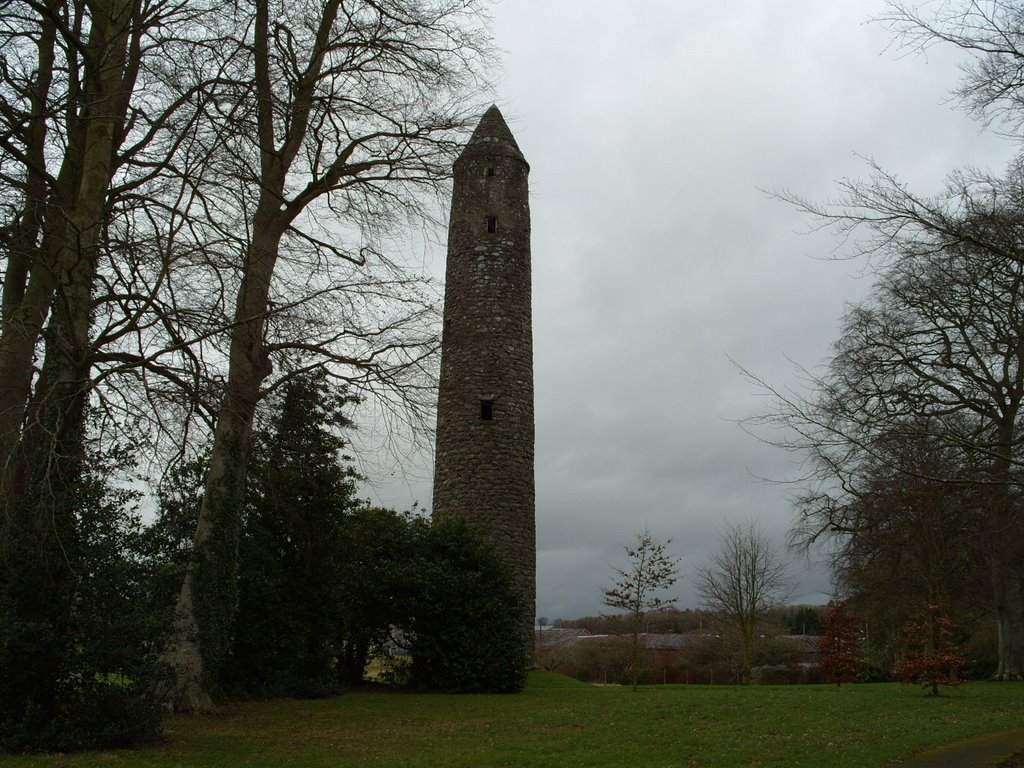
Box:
[363,0,1016,621]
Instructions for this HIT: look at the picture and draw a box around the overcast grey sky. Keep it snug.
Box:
[363,1,1017,621]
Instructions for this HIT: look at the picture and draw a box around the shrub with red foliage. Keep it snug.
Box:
[817,602,866,685]
[893,604,968,696]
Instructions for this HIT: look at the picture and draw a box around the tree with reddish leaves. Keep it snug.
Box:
[894,604,968,696]
[817,602,866,686]
[602,528,680,690]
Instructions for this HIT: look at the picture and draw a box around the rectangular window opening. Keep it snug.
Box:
[485,216,497,233]
[480,399,494,420]
[485,159,496,177]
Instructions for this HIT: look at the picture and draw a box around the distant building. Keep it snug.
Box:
[536,627,592,647]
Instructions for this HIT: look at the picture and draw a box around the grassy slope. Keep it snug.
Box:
[3,676,1024,767]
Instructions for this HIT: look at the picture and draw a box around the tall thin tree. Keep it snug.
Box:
[602,528,679,690]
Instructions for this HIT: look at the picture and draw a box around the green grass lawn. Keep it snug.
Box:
[3,674,1024,767]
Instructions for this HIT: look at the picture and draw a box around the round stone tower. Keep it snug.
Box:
[432,105,535,621]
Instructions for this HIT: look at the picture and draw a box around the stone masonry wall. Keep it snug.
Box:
[433,106,535,620]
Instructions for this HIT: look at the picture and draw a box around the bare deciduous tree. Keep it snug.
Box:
[696,520,790,685]
[882,0,1024,131]
[0,0,495,720]
[0,0,224,483]
[161,0,495,712]
[751,157,1024,679]
[0,0,226,724]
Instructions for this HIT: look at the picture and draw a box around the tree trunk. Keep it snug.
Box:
[0,3,136,732]
[1,289,96,715]
[161,0,303,709]
[741,633,752,686]
[0,0,136,483]
[991,551,1024,680]
[630,624,640,691]
[163,224,280,712]
[0,5,56,448]
[0,0,135,722]
[987,422,1024,681]
[161,0,339,709]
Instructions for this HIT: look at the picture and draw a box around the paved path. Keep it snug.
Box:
[900,729,1024,766]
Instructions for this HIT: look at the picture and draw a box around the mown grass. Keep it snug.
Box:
[3,674,1024,767]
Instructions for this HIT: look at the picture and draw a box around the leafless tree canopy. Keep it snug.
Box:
[696,519,791,684]
[0,0,497,717]
[158,0,497,713]
[882,1,1024,130]
[757,158,1024,495]
[753,149,1024,679]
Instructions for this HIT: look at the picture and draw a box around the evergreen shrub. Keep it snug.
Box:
[404,518,530,694]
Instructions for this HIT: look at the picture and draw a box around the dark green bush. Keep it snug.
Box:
[149,373,531,700]
[0,681,162,754]
[0,442,165,753]
[404,519,530,694]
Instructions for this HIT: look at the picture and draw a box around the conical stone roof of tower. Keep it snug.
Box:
[456,104,528,168]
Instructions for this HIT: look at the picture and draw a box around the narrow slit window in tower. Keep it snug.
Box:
[480,399,494,420]
[485,216,497,233]
[485,158,496,176]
